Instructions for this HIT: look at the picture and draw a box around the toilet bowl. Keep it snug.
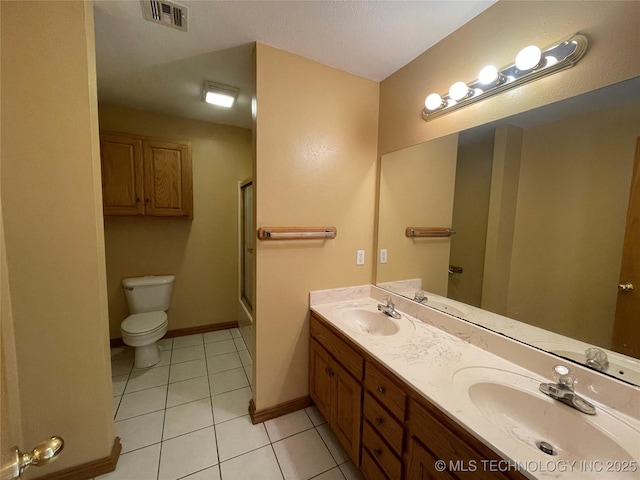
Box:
[120,275,175,368]
[121,311,168,368]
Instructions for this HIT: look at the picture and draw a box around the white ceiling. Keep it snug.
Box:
[94,0,497,129]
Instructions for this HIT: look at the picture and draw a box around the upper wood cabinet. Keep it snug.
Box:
[100,132,193,219]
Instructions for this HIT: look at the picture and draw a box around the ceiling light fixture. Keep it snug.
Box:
[422,33,588,121]
[202,81,239,108]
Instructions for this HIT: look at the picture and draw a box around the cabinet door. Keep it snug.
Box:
[309,339,332,422]
[407,437,453,480]
[143,140,192,218]
[100,134,143,215]
[331,359,362,465]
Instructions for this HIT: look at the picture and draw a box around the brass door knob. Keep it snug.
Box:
[618,283,634,292]
[1,436,64,480]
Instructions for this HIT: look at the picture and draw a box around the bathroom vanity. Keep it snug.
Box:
[309,286,640,480]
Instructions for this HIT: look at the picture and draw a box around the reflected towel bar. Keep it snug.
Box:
[406,227,456,238]
[258,227,337,240]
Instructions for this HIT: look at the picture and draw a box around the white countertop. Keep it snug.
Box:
[310,285,640,480]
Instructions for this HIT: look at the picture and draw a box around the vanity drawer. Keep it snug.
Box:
[363,392,403,455]
[310,314,363,380]
[361,448,390,480]
[409,398,524,480]
[362,421,402,480]
[365,362,406,420]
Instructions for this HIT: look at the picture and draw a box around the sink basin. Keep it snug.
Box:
[426,299,467,318]
[453,367,640,472]
[339,308,399,336]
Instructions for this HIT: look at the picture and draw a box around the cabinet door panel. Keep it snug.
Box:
[100,135,143,215]
[309,339,332,422]
[407,437,454,480]
[331,359,362,464]
[143,140,192,218]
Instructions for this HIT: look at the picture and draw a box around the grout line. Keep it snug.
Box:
[315,423,343,466]
[270,443,286,480]
[156,343,173,480]
[203,339,223,480]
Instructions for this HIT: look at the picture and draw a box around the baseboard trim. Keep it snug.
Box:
[110,322,239,348]
[34,437,121,480]
[249,396,313,424]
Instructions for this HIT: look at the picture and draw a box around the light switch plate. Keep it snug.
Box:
[356,250,365,265]
[380,249,387,264]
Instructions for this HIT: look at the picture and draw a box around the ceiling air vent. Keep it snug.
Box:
[141,0,188,32]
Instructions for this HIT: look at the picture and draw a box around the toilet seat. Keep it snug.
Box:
[121,311,167,336]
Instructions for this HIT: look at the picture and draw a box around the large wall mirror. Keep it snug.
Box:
[376,76,640,385]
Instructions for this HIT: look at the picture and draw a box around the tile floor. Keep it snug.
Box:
[103,328,363,480]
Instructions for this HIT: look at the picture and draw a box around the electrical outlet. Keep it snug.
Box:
[356,249,365,265]
[380,248,387,264]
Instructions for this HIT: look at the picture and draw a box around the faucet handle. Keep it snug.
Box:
[552,365,576,390]
[384,296,394,307]
[585,348,609,372]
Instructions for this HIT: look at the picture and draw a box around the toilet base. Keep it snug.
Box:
[133,342,161,369]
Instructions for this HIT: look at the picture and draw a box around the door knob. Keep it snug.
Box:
[1,436,64,480]
[618,283,634,292]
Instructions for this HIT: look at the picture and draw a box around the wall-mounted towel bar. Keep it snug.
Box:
[257,227,337,240]
[405,227,456,238]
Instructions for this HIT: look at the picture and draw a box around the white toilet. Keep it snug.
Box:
[121,275,175,368]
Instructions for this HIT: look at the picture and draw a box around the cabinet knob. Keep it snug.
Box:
[375,417,384,426]
[373,448,382,457]
[377,386,385,395]
[136,197,141,203]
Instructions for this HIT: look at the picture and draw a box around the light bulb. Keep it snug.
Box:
[544,56,558,67]
[478,66,499,85]
[515,45,542,71]
[449,81,470,101]
[424,93,444,111]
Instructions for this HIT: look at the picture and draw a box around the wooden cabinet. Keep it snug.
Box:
[407,398,524,480]
[309,311,528,480]
[362,362,406,479]
[309,318,363,464]
[100,132,193,219]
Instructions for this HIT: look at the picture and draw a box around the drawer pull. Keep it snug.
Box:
[373,448,382,457]
[377,386,385,395]
[324,367,334,377]
[375,416,384,426]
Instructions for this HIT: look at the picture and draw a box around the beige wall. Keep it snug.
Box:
[377,134,459,296]
[254,44,379,410]
[1,1,115,475]
[98,105,252,338]
[507,99,640,348]
[379,1,640,155]
[449,138,494,307]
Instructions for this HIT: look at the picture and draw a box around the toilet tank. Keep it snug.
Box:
[123,275,175,314]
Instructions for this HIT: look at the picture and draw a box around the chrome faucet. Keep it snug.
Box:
[378,296,401,319]
[539,365,596,415]
[585,347,609,372]
[413,290,428,304]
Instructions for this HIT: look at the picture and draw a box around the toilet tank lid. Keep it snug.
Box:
[122,275,175,288]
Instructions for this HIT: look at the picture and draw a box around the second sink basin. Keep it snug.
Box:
[452,367,640,476]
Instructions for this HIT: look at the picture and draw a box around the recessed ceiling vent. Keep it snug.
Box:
[141,0,188,32]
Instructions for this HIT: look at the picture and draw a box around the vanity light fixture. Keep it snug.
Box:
[202,81,239,108]
[422,33,588,121]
